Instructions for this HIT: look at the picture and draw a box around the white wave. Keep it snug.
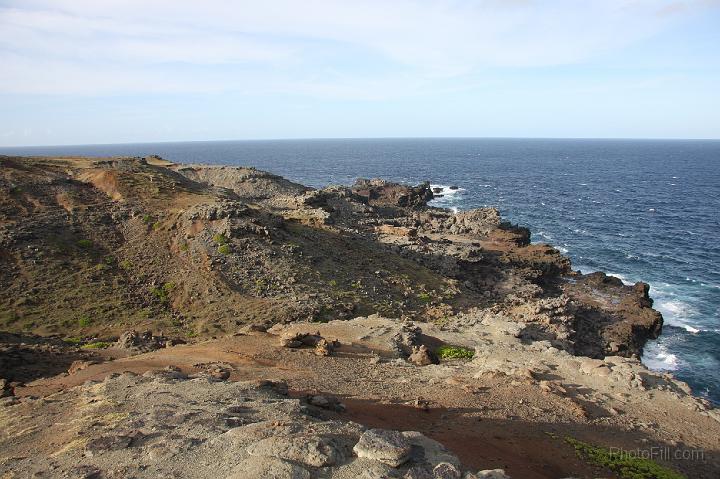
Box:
[643,342,680,371]
[557,246,569,254]
[655,299,702,333]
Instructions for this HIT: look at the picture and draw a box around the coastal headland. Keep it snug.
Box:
[0,156,718,478]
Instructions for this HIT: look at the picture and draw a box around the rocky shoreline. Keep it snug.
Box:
[0,155,717,478]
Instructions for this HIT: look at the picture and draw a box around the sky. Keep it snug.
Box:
[1,0,720,146]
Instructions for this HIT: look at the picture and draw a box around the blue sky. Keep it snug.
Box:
[1,0,719,146]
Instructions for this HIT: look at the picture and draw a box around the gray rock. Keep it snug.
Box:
[246,434,340,467]
[433,462,462,478]
[226,456,311,479]
[475,469,510,479]
[408,345,439,366]
[402,431,461,468]
[354,428,412,467]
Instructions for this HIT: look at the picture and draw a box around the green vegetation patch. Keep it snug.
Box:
[81,341,112,349]
[212,233,229,245]
[417,292,432,303]
[565,437,686,479]
[436,345,475,360]
[78,315,92,328]
[76,239,93,249]
[151,282,177,303]
[63,336,84,345]
[218,244,232,255]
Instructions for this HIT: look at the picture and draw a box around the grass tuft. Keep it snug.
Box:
[81,341,112,349]
[78,315,92,328]
[565,437,686,479]
[436,344,475,360]
[218,244,231,255]
[212,233,229,245]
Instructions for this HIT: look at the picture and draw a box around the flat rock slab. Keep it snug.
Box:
[353,428,412,467]
[227,456,311,479]
[246,434,341,467]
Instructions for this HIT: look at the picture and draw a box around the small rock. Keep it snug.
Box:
[354,428,412,467]
[68,360,96,375]
[246,434,340,467]
[227,456,310,479]
[408,345,439,366]
[475,469,510,479]
[314,338,334,356]
[433,462,462,478]
[307,394,345,412]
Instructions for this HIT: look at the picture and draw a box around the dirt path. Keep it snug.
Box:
[11,334,659,478]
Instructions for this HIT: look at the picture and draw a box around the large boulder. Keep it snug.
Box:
[352,178,433,208]
[353,428,413,467]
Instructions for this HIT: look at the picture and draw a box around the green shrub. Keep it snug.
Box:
[119,259,132,270]
[152,221,161,230]
[565,437,685,479]
[78,315,92,328]
[436,345,475,360]
[179,242,189,251]
[142,214,153,224]
[81,341,112,349]
[151,282,176,303]
[212,233,229,245]
[63,337,84,345]
[417,292,432,303]
[218,244,231,255]
[77,239,93,249]
[94,263,109,271]
[104,255,115,265]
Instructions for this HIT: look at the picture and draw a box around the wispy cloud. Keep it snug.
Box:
[1,0,717,97]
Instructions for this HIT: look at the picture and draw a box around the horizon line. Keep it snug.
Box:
[2,135,720,149]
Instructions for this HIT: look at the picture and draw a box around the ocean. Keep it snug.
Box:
[2,138,719,404]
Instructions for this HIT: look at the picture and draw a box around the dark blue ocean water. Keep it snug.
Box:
[2,138,719,404]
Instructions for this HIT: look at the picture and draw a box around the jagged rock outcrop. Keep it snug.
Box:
[351,178,434,208]
[0,156,663,362]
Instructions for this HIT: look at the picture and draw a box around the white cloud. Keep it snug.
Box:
[0,0,717,95]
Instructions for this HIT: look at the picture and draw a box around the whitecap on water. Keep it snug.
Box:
[643,341,680,371]
[428,184,467,208]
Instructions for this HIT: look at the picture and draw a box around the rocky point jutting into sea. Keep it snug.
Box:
[0,155,718,478]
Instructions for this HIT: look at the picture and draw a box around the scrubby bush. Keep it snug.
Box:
[151,282,176,303]
[436,345,475,360]
[565,437,685,479]
[81,341,112,349]
[78,315,92,328]
[213,233,229,245]
[218,244,231,255]
[77,239,93,249]
[417,292,432,303]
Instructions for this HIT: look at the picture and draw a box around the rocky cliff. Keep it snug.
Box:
[2,156,711,479]
[0,155,661,359]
